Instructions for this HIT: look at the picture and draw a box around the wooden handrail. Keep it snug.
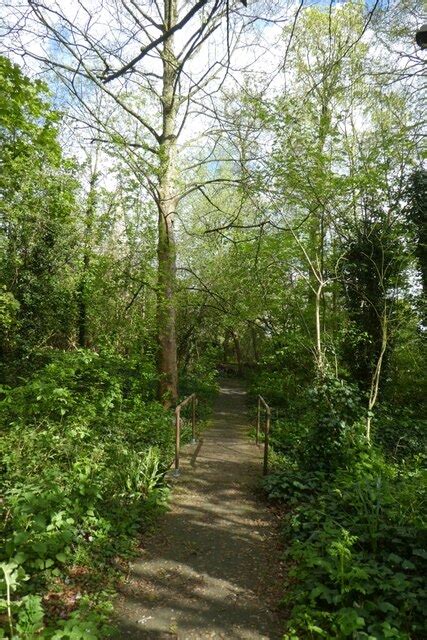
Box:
[174,393,197,475]
[256,395,271,476]
[258,395,271,414]
[176,393,195,411]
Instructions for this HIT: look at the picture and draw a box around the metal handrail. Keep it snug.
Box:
[256,395,271,476]
[174,393,197,475]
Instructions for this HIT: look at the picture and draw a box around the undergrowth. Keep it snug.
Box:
[254,373,426,640]
[0,349,213,639]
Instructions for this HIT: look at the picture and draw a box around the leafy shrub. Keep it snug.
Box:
[0,349,174,638]
[258,363,426,640]
[265,376,364,473]
[374,406,427,464]
[180,354,219,419]
[248,368,290,407]
[297,376,364,472]
[265,451,427,639]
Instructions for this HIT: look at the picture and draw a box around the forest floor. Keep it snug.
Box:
[113,378,284,639]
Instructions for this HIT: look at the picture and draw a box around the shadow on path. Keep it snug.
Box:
[114,379,283,640]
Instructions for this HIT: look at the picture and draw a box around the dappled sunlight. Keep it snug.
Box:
[114,381,283,639]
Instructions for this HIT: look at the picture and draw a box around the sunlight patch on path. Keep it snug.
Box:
[114,378,283,640]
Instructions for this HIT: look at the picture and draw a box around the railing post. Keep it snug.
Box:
[174,406,181,475]
[192,394,197,444]
[263,408,270,476]
[256,396,260,445]
[173,393,197,477]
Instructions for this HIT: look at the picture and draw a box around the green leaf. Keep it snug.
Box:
[55,552,67,563]
[13,552,27,565]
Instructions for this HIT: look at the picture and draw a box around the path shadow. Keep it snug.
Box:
[114,380,283,640]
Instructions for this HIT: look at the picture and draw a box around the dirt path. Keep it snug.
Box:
[114,379,283,639]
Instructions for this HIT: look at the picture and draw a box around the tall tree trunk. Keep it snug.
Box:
[366,311,388,442]
[77,254,90,349]
[251,326,259,363]
[157,0,178,407]
[315,281,326,374]
[223,332,230,365]
[232,331,244,376]
[78,169,97,348]
[308,102,329,371]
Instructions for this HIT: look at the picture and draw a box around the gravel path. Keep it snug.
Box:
[114,379,283,639]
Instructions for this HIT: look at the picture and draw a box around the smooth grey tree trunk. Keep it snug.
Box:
[156,0,179,407]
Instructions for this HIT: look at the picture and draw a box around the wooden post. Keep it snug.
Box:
[256,397,260,445]
[192,394,196,444]
[263,409,270,476]
[175,407,180,474]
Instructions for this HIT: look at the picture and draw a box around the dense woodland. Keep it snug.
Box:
[0,0,426,638]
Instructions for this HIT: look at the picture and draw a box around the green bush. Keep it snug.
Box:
[266,376,364,472]
[374,406,426,464]
[264,445,426,638]
[180,353,219,419]
[258,364,426,640]
[0,349,173,638]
